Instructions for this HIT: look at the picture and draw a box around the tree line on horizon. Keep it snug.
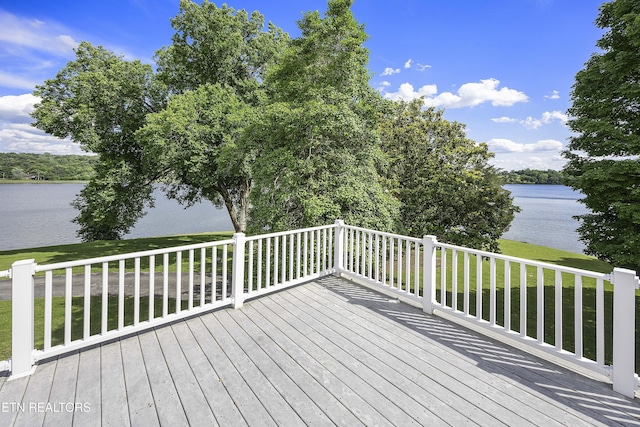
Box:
[499,169,566,185]
[0,152,97,181]
[0,152,566,186]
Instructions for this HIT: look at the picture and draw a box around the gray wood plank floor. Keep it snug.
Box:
[1,276,640,426]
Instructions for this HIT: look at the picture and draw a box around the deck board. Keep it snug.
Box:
[12,359,55,427]
[298,279,586,426]
[155,324,218,426]
[187,317,276,426]
[216,309,334,425]
[73,346,102,427]
[266,289,460,425]
[170,321,246,426]
[1,276,640,426]
[285,282,528,426]
[201,313,306,426]
[0,370,28,427]
[137,329,188,426]
[227,305,366,427]
[99,341,130,427]
[120,337,159,427]
[253,297,407,426]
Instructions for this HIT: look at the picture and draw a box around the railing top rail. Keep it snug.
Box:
[436,241,610,280]
[245,224,337,242]
[35,238,235,272]
[341,224,423,244]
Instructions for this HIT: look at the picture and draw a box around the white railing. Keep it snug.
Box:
[333,223,639,398]
[338,224,427,304]
[4,220,639,397]
[243,224,336,303]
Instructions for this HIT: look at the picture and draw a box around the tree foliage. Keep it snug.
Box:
[30,0,520,248]
[31,42,166,240]
[137,83,252,232]
[31,2,287,239]
[564,0,640,271]
[247,0,399,233]
[155,0,287,103]
[380,99,519,252]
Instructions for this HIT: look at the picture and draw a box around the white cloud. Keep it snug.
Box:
[0,11,78,56]
[487,138,563,153]
[404,59,412,69]
[522,110,568,129]
[522,117,543,129]
[381,67,401,76]
[384,78,528,109]
[491,116,518,123]
[417,63,431,72]
[542,110,568,123]
[0,71,40,91]
[0,123,81,154]
[545,90,560,100]
[0,94,40,123]
[0,93,82,154]
[383,83,438,101]
[376,81,391,91]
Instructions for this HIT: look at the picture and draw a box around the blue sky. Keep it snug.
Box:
[0,0,605,170]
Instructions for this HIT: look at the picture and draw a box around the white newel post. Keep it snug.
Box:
[422,235,437,315]
[612,267,639,398]
[334,220,345,274]
[11,259,37,379]
[231,233,246,309]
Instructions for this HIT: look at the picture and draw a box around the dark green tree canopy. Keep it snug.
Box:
[31,42,166,240]
[31,2,287,240]
[32,42,165,160]
[137,83,252,232]
[564,0,640,271]
[155,0,288,102]
[30,0,519,248]
[248,0,399,233]
[380,99,518,252]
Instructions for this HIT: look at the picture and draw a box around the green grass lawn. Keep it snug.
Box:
[0,234,631,370]
[0,232,234,272]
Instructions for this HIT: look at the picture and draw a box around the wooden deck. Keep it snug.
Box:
[1,276,639,426]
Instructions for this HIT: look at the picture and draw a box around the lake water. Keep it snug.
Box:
[0,183,232,251]
[0,183,587,253]
[502,184,587,253]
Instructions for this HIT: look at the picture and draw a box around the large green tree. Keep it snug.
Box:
[380,99,518,251]
[32,1,287,239]
[31,42,166,240]
[563,0,640,271]
[136,83,252,232]
[247,0,399,233]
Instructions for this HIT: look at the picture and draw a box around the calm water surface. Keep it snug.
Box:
[502,184,587,253]
[0,183,587,253]
[0,183,232,251]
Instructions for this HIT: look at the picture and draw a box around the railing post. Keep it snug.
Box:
[10,259,37,379]
[333,220,345,274]
[422,235,437,315]
[612,267,639,398]
[231,233,246,309]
